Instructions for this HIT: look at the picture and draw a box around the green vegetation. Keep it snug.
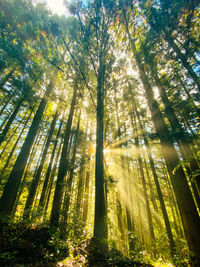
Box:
[0,0,200,266]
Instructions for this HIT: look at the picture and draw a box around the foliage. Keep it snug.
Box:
[0,0,200,266]
[0,218,68,266]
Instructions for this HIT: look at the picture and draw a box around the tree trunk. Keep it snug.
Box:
[83,169,90,224]
[38,115,64,208]
[44,138,63,220]
[0,77,54,215]
[94,58,107,246]
[132,44,200,255]
[50,82,78,228]
[130,111,155,242]
[74,153,86,236]
[0,88,17,117]
[0,121,20,159]
[150,66,200,205]
[23,110,58,218]
[0,96,24,145]
[0,68,15,92]
[60,113,81,235]
[11,126,43,218]
[123,10,200,255]
[0,110,32,179]
[165,33,200,93]
[0,104,15,130]
[138,115,175,256]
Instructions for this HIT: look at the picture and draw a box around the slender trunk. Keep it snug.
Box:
[83,127,92,224]
[131,111,155,242]
[44,139,63,219]
[139,126,176,255]
[82,169,90,224]
[23,111,58,218]
[0,68,15,92]
[0,77,54,215]
[0,96,24,145]
[165,33,200,93]
[125,154,135,253]
[175,73,200,118]
[142,151,159,214]
[0,111,32,179]
[147,145,175,255]
[115,189,125,242]
[11,127,43,218]
[0,88,17,117]
[74,156,86,235]
[124,16,200,253]
[24,139,46,215]
[151,66,200,204]
[164,172,184,238]
[134,166,145,245]
[113,85,127,244]
[0,121,20,159]
[38,116,64,208]
[50,83,78,228]
[60,113,81,235]
[0,104,15,130]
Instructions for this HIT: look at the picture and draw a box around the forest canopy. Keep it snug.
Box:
[0,0,200,266]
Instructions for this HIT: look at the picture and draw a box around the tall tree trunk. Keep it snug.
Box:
[134,165,145,245]
[23,110,58,218]
[11,126,43,218]
[134,47,200,255]
[138,115,175,256]
[44,138,63,220]
[150,66,200,204]
[0,77,54,215]
[0,104,15,130]
[38,115,64,208]
[83,128,92,225]
[0,68,15,92]
[175,73,200,118]
[0,96,24,145]
[60,113,81,236]
[82,168,90,224]
[123,11,200,255]
[0,88,17,117]
[165,33,200,93]
[50,82,78,228]
[0,110,32,179]
[124,153,135,253]
[0,121,20,159]
[74,154,86,236]
[94,58,107,246]
[130,111,155,242]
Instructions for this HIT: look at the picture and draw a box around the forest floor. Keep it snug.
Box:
[0,221,179,267]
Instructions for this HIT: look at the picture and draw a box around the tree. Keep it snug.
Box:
[0,73,57,215]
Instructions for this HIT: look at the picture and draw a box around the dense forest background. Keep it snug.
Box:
[0,0,200,266]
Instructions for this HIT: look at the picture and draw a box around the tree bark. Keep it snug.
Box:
[150,66,200,205]
[38,115,64,208]
[0,68,15,92]
[130,111,155,242]
[94,58,107,245]
[23,110,58,218]
[123,12,200,255]
[50,82,78,228]
[60,113,81,235]
[0,77,54,215]
[133,45,200,255]
[0,96,24,145]
[165,33,200,93]
[0,110,32,179]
